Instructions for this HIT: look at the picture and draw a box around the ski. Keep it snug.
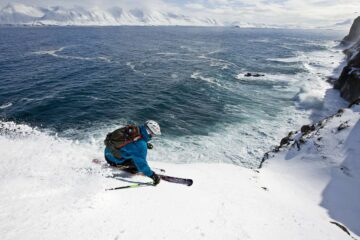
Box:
[92,159,166,173]
[158,174,193,186]
[93,159,193,187]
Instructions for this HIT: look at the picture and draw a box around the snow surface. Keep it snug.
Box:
[1,104,359,239]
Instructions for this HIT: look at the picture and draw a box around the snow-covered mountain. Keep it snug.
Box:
[0,3,220,26]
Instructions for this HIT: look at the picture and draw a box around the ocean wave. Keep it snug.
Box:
[126,61,146,75]
[0,121,41,137]
[190,71,222,87]
[20,94,58,103]
[198,55,240,69]
[0,102,12,109]
[88,96,106,101]
[251,39,270,43]
[292,88,325,110]
[180,45,198,53]
[156,52,183,56]
[262,43,345,113]
[206,49,225,55]
[33,47,111,62]
[33,47,66,56]
[164,58,204,63]
[267,51,310,64]
[152,107,310,168]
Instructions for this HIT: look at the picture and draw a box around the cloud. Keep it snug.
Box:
[185,3,205,10]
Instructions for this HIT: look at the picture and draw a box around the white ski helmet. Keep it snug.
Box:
[145,120,161,136]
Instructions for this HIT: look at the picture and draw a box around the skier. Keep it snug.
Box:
[104,120,161,185]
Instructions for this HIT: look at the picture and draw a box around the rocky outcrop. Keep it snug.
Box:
[334,63,360,102]
[335,17,360,102]
[341,16,360,45]
[244,73,265,77]
[259,101,360,169]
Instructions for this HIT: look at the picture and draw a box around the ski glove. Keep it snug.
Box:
[150,172,161,185]
[147,143,154,149]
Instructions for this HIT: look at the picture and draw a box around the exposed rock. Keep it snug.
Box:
[329,221,351,236]
[279,131,294,147]
[335,108,345,117]
[335,16,360,102]
[338,121,350,131]
[244,73,265,77]
[340,166,352,177]
[280,136,290,147]
[335,67,360,102]
[259,151,274,168]
[273,146,280,152]
[337,108,345,114]
[341,16,360,45]
[260,17,360,169]
[300,124,315,134]
[348,98,360,108]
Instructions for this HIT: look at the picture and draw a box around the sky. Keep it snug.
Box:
[1,0,359,28]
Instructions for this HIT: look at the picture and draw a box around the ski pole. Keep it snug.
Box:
[105,182,154,191]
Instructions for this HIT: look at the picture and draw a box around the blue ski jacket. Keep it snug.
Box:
[104,125,154,177]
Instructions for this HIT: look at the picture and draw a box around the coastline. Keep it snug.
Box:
[257,16,360,238]
[0,18,359,240]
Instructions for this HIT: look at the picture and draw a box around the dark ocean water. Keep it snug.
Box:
[0,26,345,166]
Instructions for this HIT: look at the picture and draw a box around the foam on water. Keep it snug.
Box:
[126,61,146,75]
[198,55,241,69]
[33,47,66,56]
[190,71,222,87]
[152,106,309,168]
[0,102,12,109]
[33,46,111,62]
[292,44,345,111]
[237,40,346,115]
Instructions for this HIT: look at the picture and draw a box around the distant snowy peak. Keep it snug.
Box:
[0,3,220,26]
[2,3,44,17]
[0,3,44,24]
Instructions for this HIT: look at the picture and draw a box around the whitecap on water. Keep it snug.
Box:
[0,102,12,109]
[198,55,241,69]
[190,71,222,88]
[126,61,146,75]
[33,46,111,62]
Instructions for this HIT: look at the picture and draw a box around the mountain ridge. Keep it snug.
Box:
[0,3,220,26]
[0,3,351,29]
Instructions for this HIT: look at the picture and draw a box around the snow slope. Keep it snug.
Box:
[1,103,359,239]
[261,103,360,239]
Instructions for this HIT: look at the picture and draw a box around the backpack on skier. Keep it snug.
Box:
[104,125,142,159]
